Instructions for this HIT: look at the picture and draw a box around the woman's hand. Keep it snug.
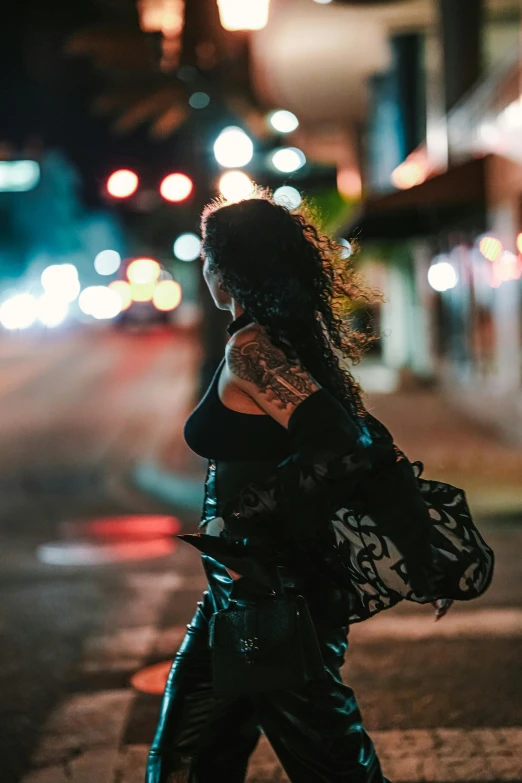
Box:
[432,598,454,621]
[203,517,243,580]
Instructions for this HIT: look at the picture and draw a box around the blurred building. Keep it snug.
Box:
[325,0,522,443]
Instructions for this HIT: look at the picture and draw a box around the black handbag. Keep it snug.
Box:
[208,593,326,698]
[329,459,495,623]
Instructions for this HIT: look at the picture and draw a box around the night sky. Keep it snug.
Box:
[0,0,176,207]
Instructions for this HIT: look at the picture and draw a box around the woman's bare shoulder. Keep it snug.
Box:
[224,321,320,427]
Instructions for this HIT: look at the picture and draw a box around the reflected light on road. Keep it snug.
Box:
[37,538,176,566]
[62,515,181,539]
[131,660,173,694]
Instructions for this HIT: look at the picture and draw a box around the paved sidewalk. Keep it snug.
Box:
[21,549,522,782]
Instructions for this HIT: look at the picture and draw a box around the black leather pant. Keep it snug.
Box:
[145,556,389,783]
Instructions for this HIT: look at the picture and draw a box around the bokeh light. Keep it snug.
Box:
[153,280,182,311]
[0,294,37,330]
[214,127,254,168]
[479,236,503,262]
[127,258,161,285]
[217,0,270,31]
[130,282,156,302]
[428,260,458,292]
[106,169,139,198]
[94,250,121,276]
[313,0,333,4]
[339,238,353,259]
[269,110,299,134]
[517,233,522,254]
[0,160,40,192]
[108,280,132,310]
[37,294,68,327]
[391,161,425,190]
[337,168,362,199]
[271,147,306,173]
[159,173,193,203]
[79,286,122,319]
[41,264,80,302]
[273,186,302,209]
[189,92,210,109]
[219,171,254,202]
[173,233,201,262]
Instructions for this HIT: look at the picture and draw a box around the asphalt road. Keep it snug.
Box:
[0,327,520,783]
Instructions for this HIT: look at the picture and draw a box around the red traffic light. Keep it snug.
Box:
[160,173,193,203]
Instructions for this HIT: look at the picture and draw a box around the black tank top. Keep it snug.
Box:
[183,311,293,461]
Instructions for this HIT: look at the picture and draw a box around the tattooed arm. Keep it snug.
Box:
[225,327,321,428]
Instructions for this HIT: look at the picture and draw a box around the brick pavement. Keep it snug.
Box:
[21,542,522,783]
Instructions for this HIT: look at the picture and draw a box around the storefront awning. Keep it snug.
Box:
[343,156,488,242]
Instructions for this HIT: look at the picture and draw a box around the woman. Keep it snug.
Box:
[146,192,448,783]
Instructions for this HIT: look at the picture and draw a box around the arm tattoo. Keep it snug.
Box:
[228,334,319,408]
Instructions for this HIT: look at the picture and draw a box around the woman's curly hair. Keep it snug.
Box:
[200,188,377,417]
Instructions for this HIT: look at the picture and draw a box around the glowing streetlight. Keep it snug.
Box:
[94,250,121,276]
[173,233,201,262]
[160,173,194,202]
[271,147,306,173]
[214,127,254,168]
[219,171,254,202]
[273,186,301,209]
[427,260,458,292]
[217,0,270,31]
[268,110,299,134]
[106,169,139,198]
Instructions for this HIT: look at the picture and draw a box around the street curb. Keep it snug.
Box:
[131,460,204,513]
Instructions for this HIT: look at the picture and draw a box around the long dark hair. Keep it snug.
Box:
[201,189,376,416]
